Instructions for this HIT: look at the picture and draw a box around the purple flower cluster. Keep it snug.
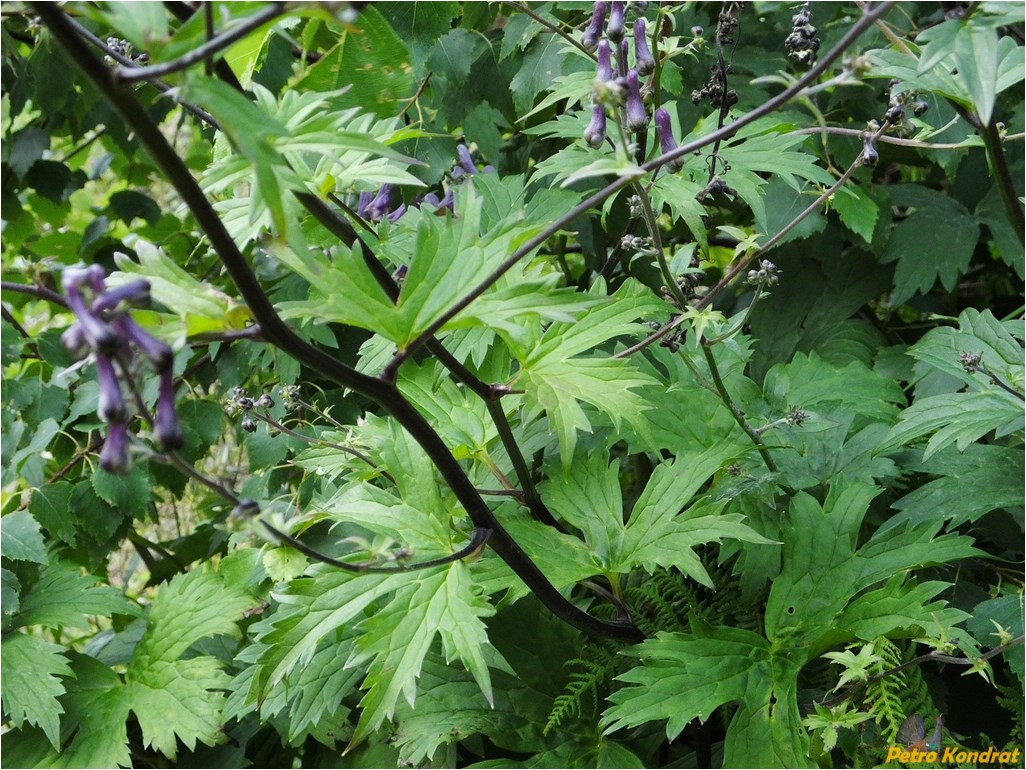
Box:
[580,0,680,167]
[357,145,492,224]
[61,265,181,474]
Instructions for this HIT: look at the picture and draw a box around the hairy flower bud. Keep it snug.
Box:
[633,18,654,75]
[606,1,625,42]
[100,420,131,475]
[624,69,648,133]
[596,39,613,82]
[583,102,608,147]
[860,132,879,167]
[654,108,683,172]
[154,369,183,450]
[95,354,128,423]
[581,1,607,51]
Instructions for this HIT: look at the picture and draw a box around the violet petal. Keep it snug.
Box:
[154,369,183,450]
[93,279,151,314]
[607,1,625,41]
[581,1,608,50]
[100,421,131,475]
[634,18,655,75]
[596,39,613,82]
[457,145,477,175]
[113,315,173,372]
[624,69,649,132]
[654,107,683,172]
[584,103,607,148]
[95,354,128,423]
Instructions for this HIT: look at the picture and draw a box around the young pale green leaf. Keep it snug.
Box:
[0,634,72,749]
[13,560,139,631]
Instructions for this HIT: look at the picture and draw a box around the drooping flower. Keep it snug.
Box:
[99,420,130,474]
[624,69,648,133]
[606,1,625,42]
[95,354,128,423]
[584,103,608,147]
[654,107,683,172]
[111,314,173,373]
[154,369,183,450]
[596,39,613,82]
[634,18,655,75]
[581,1,608,50]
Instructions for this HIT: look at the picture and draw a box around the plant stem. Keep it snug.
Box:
[701,344,776,472]
[114,2,287,82]
[37,2,641,642]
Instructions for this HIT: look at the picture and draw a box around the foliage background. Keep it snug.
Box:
[1,1,1023,768]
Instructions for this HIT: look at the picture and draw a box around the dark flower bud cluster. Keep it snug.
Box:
[104,37,149,65]
[860,129,879,167]
[746,259,780,287]
[226,386,275,434]
[61,266,180,474]
[958,351,982,373]
[784,2,820,67]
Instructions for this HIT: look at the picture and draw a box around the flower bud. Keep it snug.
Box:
[255,393,274,409]
[92,279,151,315]
[154,369,183,450]
[100,421,131,475]
[63,280,120,355]
[581,1,607,51]
[624,69,648,133]
[654,108,683,172]
[583,103,607,147]
[606,1,625,41]
[95,354,128,423]
[113,314,173,372]
[457,145,477,175]
[860,132,879,167]
[596,39,613,82]
[241,414,257,433]
[633,18,654,75]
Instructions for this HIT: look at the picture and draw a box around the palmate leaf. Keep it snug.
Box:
[540,446,773,584]
[13,559,139,631]
[518,280,668,467]
[125,568,257,759]
[605,479,979,767]
[0,634,73,749]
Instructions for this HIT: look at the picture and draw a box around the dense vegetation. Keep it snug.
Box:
[1,2,1023,767]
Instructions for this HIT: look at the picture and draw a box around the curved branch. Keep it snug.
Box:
[36,1,641,642]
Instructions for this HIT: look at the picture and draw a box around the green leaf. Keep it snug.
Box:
[510,35,570,113]
[0,634,73,749]
[94,1,169,49]
[91,465,151,512]
[880,186,979,306]
[348,564,497,745]
[1,510,47,564]
[880,391,1022,460]
[953,23,1001,123]
[13,560,139,630]
[28,481,77,546]
[56,652,131,769]
[832,185,879,244]
[294,7,414,118]
[125,568,257,759]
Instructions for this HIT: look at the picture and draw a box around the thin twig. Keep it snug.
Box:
[114,2,287,82]
[702,344,776,471]
[505,1,595,58]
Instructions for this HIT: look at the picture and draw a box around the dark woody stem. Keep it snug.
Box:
[36,2,640,643]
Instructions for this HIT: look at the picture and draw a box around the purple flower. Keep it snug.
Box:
[457,145,477,175]
[112,314,173,372]
[100,420,130,475]
[61,323,89,357]
[617,38,629,78]
[624,69,648,133]
[95,354,128,423]
[654,107,683,172]
[584,103,607,147]
[417,189,455,212]
[154,369,183,450]
[634,18,654,75]
[596,39,613,82]
[606,1,625,41]
[92,279,151,314]
[581,2,607,50]
[62,269,120,355]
